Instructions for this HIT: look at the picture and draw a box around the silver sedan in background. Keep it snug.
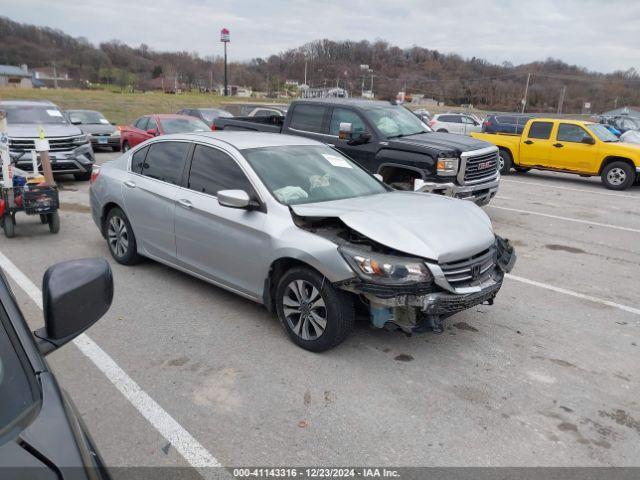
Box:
[89,132,515,351]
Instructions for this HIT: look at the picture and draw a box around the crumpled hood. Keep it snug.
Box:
[292,191,496,262]
[7,123,83,138]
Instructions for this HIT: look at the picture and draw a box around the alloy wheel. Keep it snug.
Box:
[282,280,327,341]
[498,154,505,171]
[107,216,129,257]
[607,167,627,186]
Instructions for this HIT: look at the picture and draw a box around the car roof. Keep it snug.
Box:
[160,131,323,149]
[66,109,101,113]
[531,118,595,126]
[0,100,57,107]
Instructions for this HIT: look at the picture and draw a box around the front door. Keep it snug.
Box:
[519,121,554,167]
[549,123,599,173]
[122,141,190,261]
[175,144,269,298]
[324,107,377,169]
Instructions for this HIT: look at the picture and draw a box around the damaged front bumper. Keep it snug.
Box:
[337,236,516,333]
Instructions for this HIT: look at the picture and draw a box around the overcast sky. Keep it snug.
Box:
[4,0,638,73]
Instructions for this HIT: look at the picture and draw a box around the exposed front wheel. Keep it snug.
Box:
[275,267,354,352]
[105,207,141,265]
[498,149,513,175]
[601,161,634,190]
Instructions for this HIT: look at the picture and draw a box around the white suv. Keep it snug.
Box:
[429,113,482,135]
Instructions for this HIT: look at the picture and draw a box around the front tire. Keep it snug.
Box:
[3,214,14,238]
[275,267,354,352]
[105,207,141,265]
[499,149,513,175]
[601,161,634,190]
[47,211,60,233]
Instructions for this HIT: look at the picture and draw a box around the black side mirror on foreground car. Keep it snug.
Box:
[34,258,114,356]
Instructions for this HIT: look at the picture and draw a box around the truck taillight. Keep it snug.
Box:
[90,166,101,185]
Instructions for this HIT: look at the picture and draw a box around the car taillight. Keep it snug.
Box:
[90,166,101,185]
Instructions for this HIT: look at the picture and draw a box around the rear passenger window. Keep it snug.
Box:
[142,141,189,185]
[188,145,256,196]
[130,146,149,174]
[289,104,326,132]
[528,122,553,139]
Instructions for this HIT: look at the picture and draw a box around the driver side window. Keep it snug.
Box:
[329,108,367,136]
[187,145,256,197]
[557,124,591,143]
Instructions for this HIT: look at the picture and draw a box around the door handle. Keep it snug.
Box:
[177,199,193,209]
[523,140,534,145]
[553,143,564,148]
[124,180,136,188]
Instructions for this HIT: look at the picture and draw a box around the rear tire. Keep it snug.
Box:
[601,161,634,190]
[48,211,60,234]
[105,207,141,265]
[122,141,130,152]
[499,149,513,175]
[275,267,354,352]
[3,214,14,238]
[437,129,448,133]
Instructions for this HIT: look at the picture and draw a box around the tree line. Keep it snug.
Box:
[1,16,638,113]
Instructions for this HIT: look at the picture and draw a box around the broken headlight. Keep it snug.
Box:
[339,246,433,285]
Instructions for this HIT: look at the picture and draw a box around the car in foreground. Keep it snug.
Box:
[90,132,515,352]
[214,99,501,206]
[176,107,232,128]
[0,257,113,478]
[66,109,121,152]
[119,114,209,151]
[482,114,533,135]
[428,113,482,135]
[472,118,640,189]
[0,100,95,181]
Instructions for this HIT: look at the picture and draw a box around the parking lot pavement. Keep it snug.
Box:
[1,153,639,470]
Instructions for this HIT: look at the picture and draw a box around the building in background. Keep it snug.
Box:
[32,67,73,88]
[0,64,32,88]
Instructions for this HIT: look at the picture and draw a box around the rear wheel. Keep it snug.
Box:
[48,211,60,234]
[498,149,513,175]
[3,214,14,238]
[122,141,130,152]
[275,267,354,352]
[601,161,634,190]
[105,207,141,265]
[436,129,448,133]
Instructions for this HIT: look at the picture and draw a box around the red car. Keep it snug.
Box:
[120,114,210,151]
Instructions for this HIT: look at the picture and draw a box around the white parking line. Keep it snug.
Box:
[488,205,640,234]
[506,274,640,317]
[0,251,223,473]
[501,178,640,200]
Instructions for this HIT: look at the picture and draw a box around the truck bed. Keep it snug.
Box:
[213,115,284,133]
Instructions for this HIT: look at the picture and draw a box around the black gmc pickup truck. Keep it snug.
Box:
[213,99,500,205]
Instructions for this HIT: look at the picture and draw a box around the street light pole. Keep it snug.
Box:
[521,72,531,114]
[220,28,230,96]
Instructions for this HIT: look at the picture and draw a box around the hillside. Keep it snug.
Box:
[1,16,638,113]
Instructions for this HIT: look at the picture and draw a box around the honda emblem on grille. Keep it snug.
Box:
[470,263,482,280]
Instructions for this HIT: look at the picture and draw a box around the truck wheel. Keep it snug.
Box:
[3,214,15,238]
[48,211,60,234]
[275,266,354,352]
[437,129,448,133]
[498,149,513,175]
[601,161,634,190]
[74,171,92,181]
[105,207,141,265]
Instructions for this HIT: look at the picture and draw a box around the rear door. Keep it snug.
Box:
[122,141,190,261]
[519,121,554,167]
[174,144,269,298]
[550,123,598,173]
[285,103,330,142]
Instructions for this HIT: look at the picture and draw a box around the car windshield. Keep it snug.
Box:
[160,117,210,134]
[200,109,232,122]
[0,313,38,438]
[3,105,67,124]
[587,124,619,142]
[67,110,109,124]
[363,105,430,138]
[242,145,387,205]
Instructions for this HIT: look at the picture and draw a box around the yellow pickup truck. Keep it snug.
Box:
[471,118,640,190]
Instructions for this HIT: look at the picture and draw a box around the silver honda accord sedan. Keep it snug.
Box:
[90,131,515,351]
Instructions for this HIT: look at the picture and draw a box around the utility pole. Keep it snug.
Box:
[210,70,213,93]
[304,58,308,86]
[370,73,375,97]
[52,61,59,89]
[557,85,566,115]
[220,28,230,96]
[521,72,531,114]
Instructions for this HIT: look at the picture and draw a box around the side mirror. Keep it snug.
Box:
[217,189,252,209]
[581,136,595,145]
[147,128,158,136]
[338,122,353,141]
[34,258,113,356]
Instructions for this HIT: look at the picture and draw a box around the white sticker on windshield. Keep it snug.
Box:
[46,109,63,117]
[322,153,352,168]
[99,118,110,124]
